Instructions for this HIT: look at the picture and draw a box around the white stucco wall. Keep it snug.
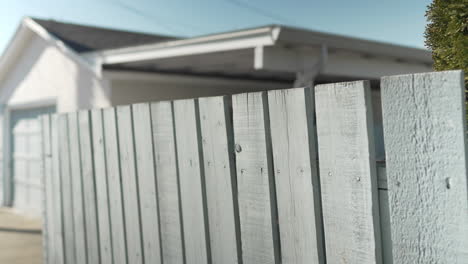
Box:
[0,35,111,112]
[107,71,287,106]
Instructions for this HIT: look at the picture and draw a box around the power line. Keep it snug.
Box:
[103,0,203,36]
[225,0,294,25]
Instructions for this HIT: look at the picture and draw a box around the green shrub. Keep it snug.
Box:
[425,0,468,88]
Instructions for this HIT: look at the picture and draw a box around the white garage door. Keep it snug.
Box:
[10,106,55,215]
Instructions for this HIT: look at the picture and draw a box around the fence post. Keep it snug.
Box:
[381,70,468,263]
[315,81,382,264]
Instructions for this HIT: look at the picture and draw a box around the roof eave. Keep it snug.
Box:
[90,25,280,65]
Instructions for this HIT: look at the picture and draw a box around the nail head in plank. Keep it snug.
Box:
[315,81,382,264]
[232,92,280,264]
[267,87,325,264]
[173,99,211,264]
[199,96,241,264]
[381,71,468,263]
[151,101,185,264]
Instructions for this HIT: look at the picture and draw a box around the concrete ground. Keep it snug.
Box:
[0,208,43,264]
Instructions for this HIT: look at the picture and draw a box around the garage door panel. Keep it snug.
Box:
[10,106,55,214]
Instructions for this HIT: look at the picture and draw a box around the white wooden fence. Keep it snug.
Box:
[40,70,468,264]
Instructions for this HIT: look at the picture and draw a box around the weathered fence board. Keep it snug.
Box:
[267,87,325,264]
[232,92,280,264]
[315,81,382,264]
[103,108,127,264]
[78,111,100,264]
[57,114,76,264]
[41,115,52,264]
[68,112,88,263]
[198,96,241,264]
[381,70,468,263]
[41,71,468,264]
[51,115,65,264]
[91,109,113,264]
[173,99,211,264]
[132,103,162,264]
[116,106,144,264]
[151,101,185,264]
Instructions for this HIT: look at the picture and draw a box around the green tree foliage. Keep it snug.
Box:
[425,0,468,88]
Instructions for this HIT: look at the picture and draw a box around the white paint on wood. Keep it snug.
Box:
[57,114,76,264]
[381,71,468,263]
[116,105,144,264]
[102,108,127,264]
[232,92,280,264]
[78,111,100,263]
[150,101,184,264]
[67,112,88,263]
[173,99,211,264]
[132,103,162,264]
[41,115,52,264]
[198,96,241,264]
[91,109,113,264]
[267,87,325,264]
[50,115,65,264]
[315,81,382,264]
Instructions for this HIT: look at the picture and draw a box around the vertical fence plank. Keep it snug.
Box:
[132,103,162,264]
[116,106,144,264]
[381,71,468,263]
[78,111,100,264]
[198,96,241,264]
[151,101,185,264]
[58,114,76,264]
[91,109,113,264]
[103,108,127,264]
[51,115,65,264]
[315,81,382,264]
[267,87,325,264]
[232,92,280,264]
[68,112,88,263]
[173,99,211,264]
[41,115,52,264]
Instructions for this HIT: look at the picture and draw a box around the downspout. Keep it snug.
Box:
[293,44,328,88]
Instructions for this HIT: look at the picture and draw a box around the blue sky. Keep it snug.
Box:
[0,0,432,54]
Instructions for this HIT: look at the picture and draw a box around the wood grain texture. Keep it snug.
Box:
[232,92,280,264]
[132,103,162,264]
[173,99,211,264]
[267,87,325,264]
[41,115,52,264]
[102,108,127,264]
[150,101,185,264]
[116,106,144,264]
[91,109,113,264]
[57,114,76,264]
[315,81,382,264]
[67,112,88,263]
[381,71,468,263]
[198,96,241,264]
[78,111,100,264]
[51,115,65,264]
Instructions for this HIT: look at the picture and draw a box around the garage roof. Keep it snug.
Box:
[32,18,178,53]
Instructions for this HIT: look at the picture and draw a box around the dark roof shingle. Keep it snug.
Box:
[32,18,178,53]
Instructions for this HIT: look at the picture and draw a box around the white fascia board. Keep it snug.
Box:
[0,19,33,86]
[92,26,280,65]
[276,26,432,64]
[23,17,101,77]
